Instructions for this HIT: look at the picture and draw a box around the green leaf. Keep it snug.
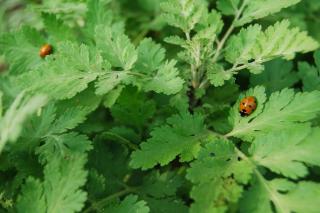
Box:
[299,50,320,91]
[250,125,320,179]
[110,88,156,129]
[227,88,320,140]
[207,63,233,87]
[226,20,318,65]
[0,92,47,152]
[16,178,46,213]
[42,13,74,42]
[142,60,184,95]
[187,139,253,213]
[17,152,89,213]
[130,112,206,170]
[0,26,45,74]
[250,59,298,94]
[95,24,137,70]
[11,42,101,100]
[241,179,320,213]
[236,0,301,26]
[135,38,166,73]
[85,0,113,39]
[217,0,240,15]
[225,24,262,65]
[160,0,207,33]
[103,195,149,213]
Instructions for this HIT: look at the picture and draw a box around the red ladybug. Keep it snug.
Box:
[39,44,53,58]
[239,96,257,117]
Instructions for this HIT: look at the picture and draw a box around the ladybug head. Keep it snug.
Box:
[240,109,248,117]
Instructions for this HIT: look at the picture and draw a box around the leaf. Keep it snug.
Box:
[217,0,240,15]
[160,0,207,33]
[110,88,156,129]
[225,24,262,65]
[299,50,320,91]
[103,195,149,213]
[11,42,102,100]
[95,24,137,70]
[17,152,89,213]
[227,87,320,140]
[226,20,318,65]
[130,112,206,170]
[16,178,46,213]
[85,0,113,39]
[0,92,47,152]
[250,59,298,94]
[187,139,253,213]
[42,13,74,42]
[250,125,320,179]
[241,179,320,213]
[236,0,301,26]
[0,26,45,74]
[207,63,233,87]
[135,38,166,73]
[142,60,184,95]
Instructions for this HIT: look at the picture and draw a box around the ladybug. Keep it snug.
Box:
[239,96,257,117]
[39,44,53,58]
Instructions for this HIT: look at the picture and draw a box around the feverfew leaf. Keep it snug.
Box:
[187,140,253,213]
[95,24,137,70]
[250,126,320,179]
[104,195,149,213]
[299,50,320,91]
[241,179,320,213]
[236,0,301,26]
[17,152,89,213]
[130,112,206,170]
[142,60,184,95]
[250,59,298,94]
[227,88,320,140]
[0,92,47,152]
[42,13,74,42]
[135,38,165,73]
[160,0,207,33]
[0,26,45,74]
[226,20,318,65]
[11,42,101,100]
[217,0,240,15]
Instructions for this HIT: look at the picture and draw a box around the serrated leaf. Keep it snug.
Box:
[135,38,165,73]
[207,63,233,87]
[241,179,320,213]
[187,139,253,213]
[104,195,149,213]
[227,88,320,140]
[11,42,102,100]
[130,112,206,170]
[299,50,320,91]
[0,92,47,152]
[250,125,320,179]
[42,13,74,42]
[250,59,298,94]
[160,0,207,33]
[226,20,318,65]
[142,60,184,95]
[95,24,137,70]
[0,26,45,74]
[236,0,301,26]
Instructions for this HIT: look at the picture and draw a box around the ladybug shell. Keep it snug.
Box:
[239,96,257,117]
[39,44,53,58]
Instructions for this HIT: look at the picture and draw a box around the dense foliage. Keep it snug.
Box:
[0,0,320,212]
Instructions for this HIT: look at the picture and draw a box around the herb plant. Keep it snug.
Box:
[0,0,320,212]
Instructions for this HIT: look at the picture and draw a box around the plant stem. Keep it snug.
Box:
[101,131,139,151]
[212,0,247,63]
[83,188,134,213]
